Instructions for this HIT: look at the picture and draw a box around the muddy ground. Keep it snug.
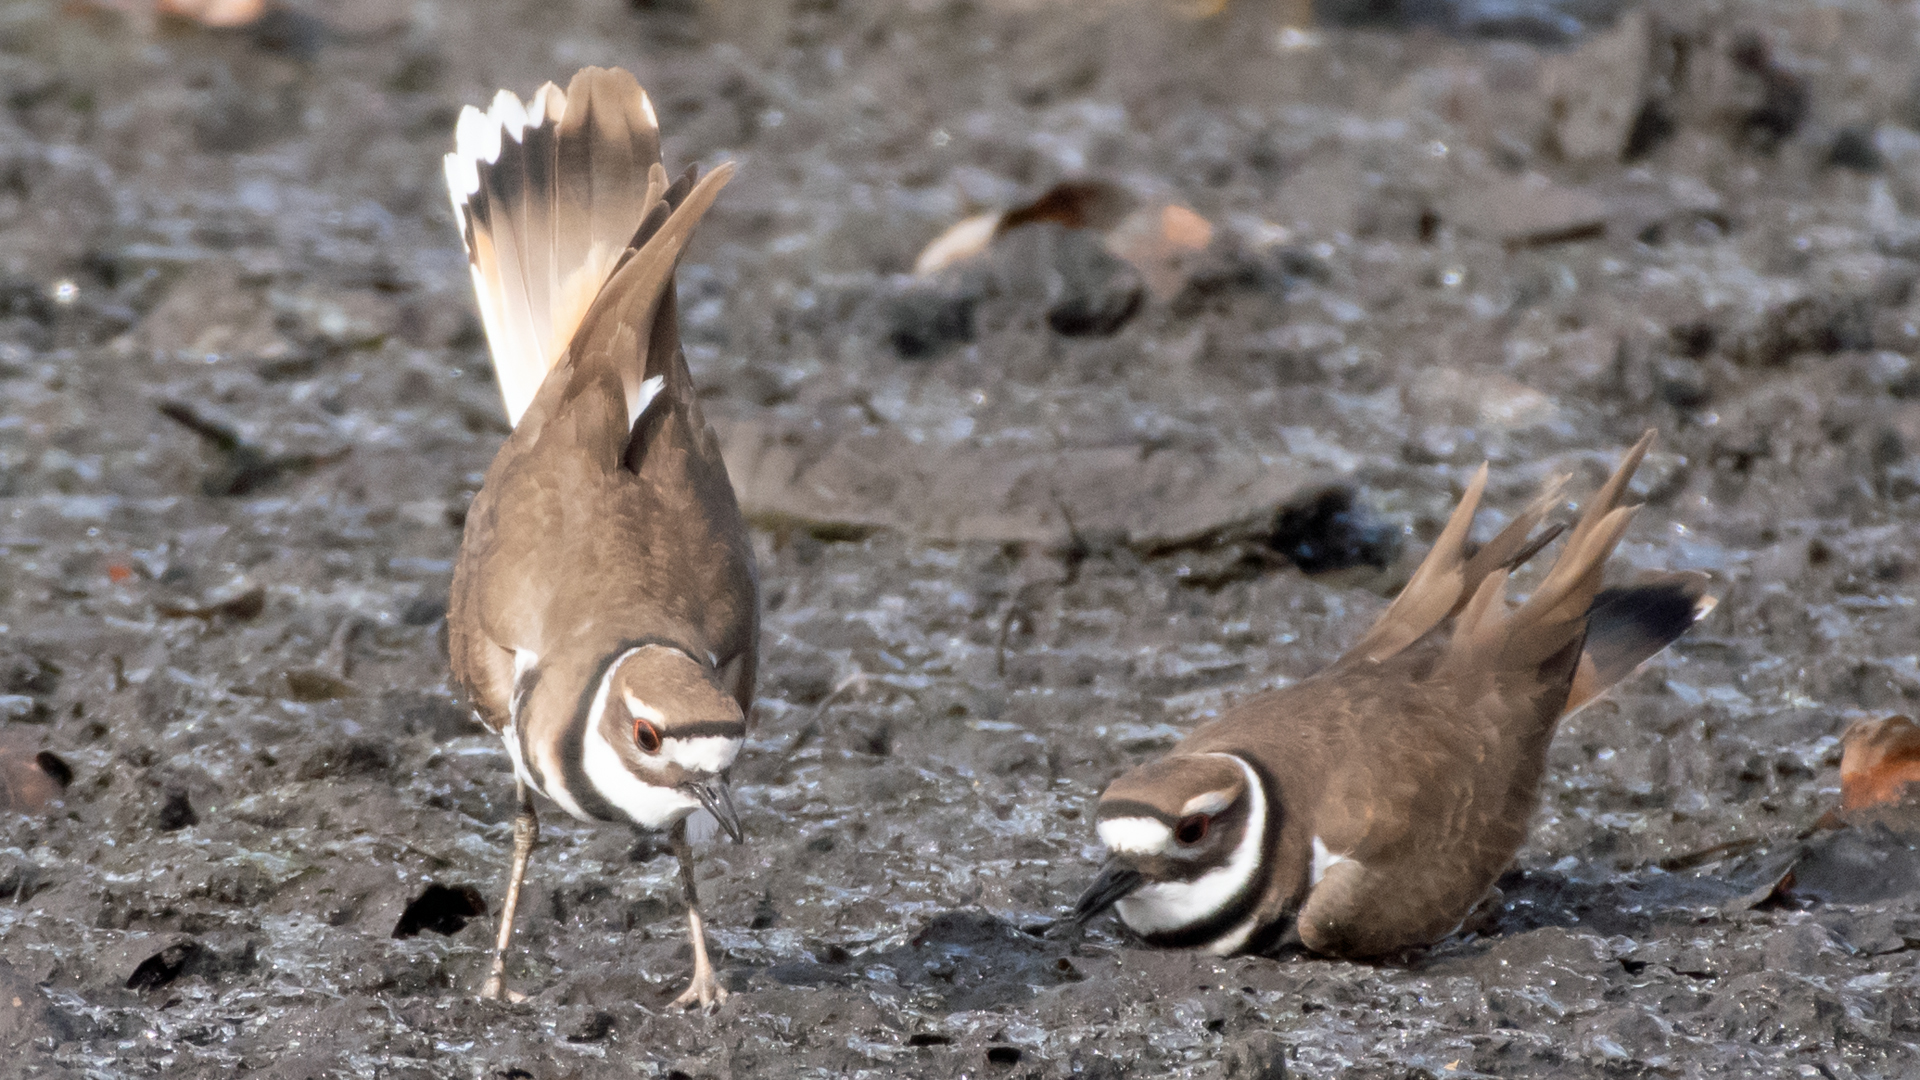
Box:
[2,0,1919,1075]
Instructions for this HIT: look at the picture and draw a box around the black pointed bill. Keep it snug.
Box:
[682,777,742,843]
[1073,860,1144,924]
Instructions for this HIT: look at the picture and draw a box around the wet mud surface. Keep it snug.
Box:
[3,0,1920,1075]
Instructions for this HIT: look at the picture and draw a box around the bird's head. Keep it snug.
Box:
[580,643,744,840]
[1073,752,1270,952]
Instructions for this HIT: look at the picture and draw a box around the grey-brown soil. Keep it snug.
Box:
[3,0,1920,1076]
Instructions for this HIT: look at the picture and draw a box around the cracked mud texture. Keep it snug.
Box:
[2,0,1920,1076]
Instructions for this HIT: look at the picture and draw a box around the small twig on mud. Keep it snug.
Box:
[317,616,362,680]
[780,667,868,761]
[158,400,350,497]
[1050,491,1091,587]
[1655,835,1766,872]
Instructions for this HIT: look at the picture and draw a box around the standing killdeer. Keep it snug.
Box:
[442,67,758,1007]
[1074,433,1714,958]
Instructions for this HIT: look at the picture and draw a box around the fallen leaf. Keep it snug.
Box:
[1106,203,1214,299]
[1839,715,1920,811]
[912,212,1000,277]
[912,179,1211,296]
[157,0,264,27]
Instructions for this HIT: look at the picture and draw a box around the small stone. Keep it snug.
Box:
[1224,1031,1288,1079]
[1829,126,1884,172]
[1265,487,1403,575]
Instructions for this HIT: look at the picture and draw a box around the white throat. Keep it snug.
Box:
[1114,753,1267,954]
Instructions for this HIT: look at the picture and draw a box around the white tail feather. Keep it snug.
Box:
[444,70,665,428]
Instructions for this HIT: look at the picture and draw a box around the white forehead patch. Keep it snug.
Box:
[663,735,738,774]
[1180,790,1234,818]
[1097,816,1173,855]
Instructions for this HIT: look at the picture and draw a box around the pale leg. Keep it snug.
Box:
[670,818,727,1008]
[480,784,537,1002]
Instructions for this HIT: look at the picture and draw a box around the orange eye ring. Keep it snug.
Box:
[1175,814,1210,846]
[633,718,662,753]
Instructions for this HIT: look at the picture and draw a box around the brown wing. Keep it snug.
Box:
[446,69,756,724]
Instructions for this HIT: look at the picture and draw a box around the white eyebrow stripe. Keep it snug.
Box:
[1311,835,1354,887]
[1180,791,1233,818]
[1098,816,1172,855]
[622,691,665,725]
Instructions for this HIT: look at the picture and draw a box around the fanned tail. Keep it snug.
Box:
[444,67,668,428]
[1435,431,1707,703]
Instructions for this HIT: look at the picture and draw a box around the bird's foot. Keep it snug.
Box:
[671,969,728,1010]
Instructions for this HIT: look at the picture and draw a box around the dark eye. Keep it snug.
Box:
[633,718,662,753]
[1175,814,1210,845]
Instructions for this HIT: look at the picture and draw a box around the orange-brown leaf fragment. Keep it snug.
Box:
[157,0,264,27]
[1839,715,1920,811]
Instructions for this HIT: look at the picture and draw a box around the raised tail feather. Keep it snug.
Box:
[444,66,671,428]
[1340,431,1711,710]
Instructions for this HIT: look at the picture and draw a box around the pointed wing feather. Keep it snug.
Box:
[543,162,735,466]
[1340,464,1489,665]
[1436,431,1658,682]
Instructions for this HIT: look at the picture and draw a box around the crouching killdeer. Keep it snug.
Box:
[442,67,758,1007]
[1074,433,1714,958]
